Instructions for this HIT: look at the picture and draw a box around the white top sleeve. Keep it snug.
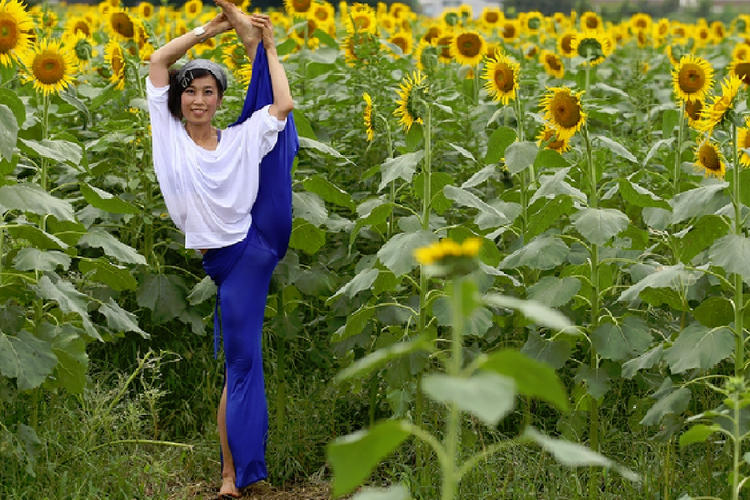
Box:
[146,76,287,249]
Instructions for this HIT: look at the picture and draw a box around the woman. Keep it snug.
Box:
[147,1,296,497]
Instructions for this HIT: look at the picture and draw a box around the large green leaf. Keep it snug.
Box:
[36,322,88,394]
[379,151,424,192]
[575,365,611,399]
[534,149,570,170]
[349,202,392,247]
[0,330,58,391]
[289,218,326,254]
[571,208,629,245]
[593,135,637,163]
[335,337,433,382]
[292,191,328,226]
[443,185,509,227]
[676,215,730,263]
[644,138,676,167]
[521,331,571,370]
[78,228,147,265]
[328,420,412,496]
[302,175,355,210]
[333,305,375,343]
[709,234,750,279]
[641,384,691,426]
[0,103,19,162]
[484,294,573,331]
[187,276,217,305]
[332,268,379,300]
[663,323,734,374]
[591,317,651,362]
[618,179,671,210]
[79,183,139,215]
[423,372,516,426]
[671,182,729,224]
[8,224,67,250]
[136,273,187,325]
[33,275,98,340]
[530,167,586,204]
[693,296,734,328]
[99,298,149,338]
[618,264,697,303]
[433,296,493,338]
[505,141,538,175]
[484,126,516,164]
[499,233,569,271]
[462,164,496,189]
[378,230,436,277]
[18,137,82,168]
[527,276,581,308]
[480,350,569,411]
[0,183,75,221]
[622,345,664,379]
[299,137,354,163]
[78,258,137,291]
[680,424,721,448]
[12,248,70,272]
[528,197,573,239]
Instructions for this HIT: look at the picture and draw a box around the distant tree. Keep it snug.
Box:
[696,0,712,18]
[503,0,574,16]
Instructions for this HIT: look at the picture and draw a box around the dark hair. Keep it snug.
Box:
[167,68,225,120]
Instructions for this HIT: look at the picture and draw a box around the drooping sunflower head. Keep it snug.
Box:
[540,86,587,141]
[729,57,750,87]
[653,18,670,41]
[362,92,374,141]
[394,70,428,132]
[570,30,612,66]
[422,24,442,45]
[450,30,485,66]
[685,98,704,127]
[537,125,570,152]
[485,41,502,60]
[342,30,380,66]
[66,31,96,69]
[436,34,453,64]
[558,29,576,58]
[283,0,312,16]
[441,7,460,28]
[414,39,437,72]
[540,49,564,79]
[695,75,743,133]
[104,38,126,90]
[413,237,482,275]
[694,139,726,179]
[665,42,690,66]
[672,54,714,103]
[0,0,34,67]
[710,20,726,41]
[64,15,93,40]
[481,53,519,105]
[579,11,602,31]
[388,31,413,58]
[19,38,78,96]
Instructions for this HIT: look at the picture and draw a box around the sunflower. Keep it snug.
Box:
[388,31,412,58]
[695,75,743,133]
[630,13,652,34]
[64,15,93,39]
[450,30,485,66]
[104,39,126,90]
[665,43,689,66]
[694,139,726,179]
[522,10,544,36]
[346,10,378,35]
[570,30,612,66]
[414,39,436,71]
[485,41,502,60]
[732,43,750,62]
[183,0,202,18]
[421,23,442,45]
[390,2,409,19]
[441,7,460,28]
[19,38,77,96]
[310,2,335,28]
[481,54,518,105]
[710,20,726,42]
[0,0,33,67]
[236,61,252,87]
[685,98,704,128]
[729,58,750,87]
[342,30,380,66]
[106,8,136,40]
[221,38,247,72]
[671,21,688,39]
[694,25,711,48]
[362,92,374,141]
[540,86,586,141]
[672,54,714,103]
[479,6,503,32]
[394,70,428,132]
[558,29,576,57]
[500,20,519,44]
[580,11,602,31]
[137,1,155,20]
[653,18,670,41]
[737,117,750,168]
[537,126,570,152]
[540,49,564,79]
[436,34,453,64]
[64,31,97,70]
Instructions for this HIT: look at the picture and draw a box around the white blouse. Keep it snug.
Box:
[146,77,287,249]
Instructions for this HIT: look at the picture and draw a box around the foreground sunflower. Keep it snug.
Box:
[694,139,726,179]
[540,86,587,141]
[450,30,485,66]
[394,70,428,131]
[413,238,482,273]
[672,54,714,103]
[0,0,34,67]
[570,30,612,66]
[482,53,519,104]
[695,75,743,133]
[19,38,77,96]
[362,92,374,141]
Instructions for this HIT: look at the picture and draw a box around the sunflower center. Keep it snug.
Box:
[734,62,750,85]
[315,9,328,21]
[425,27,440,43]
[585,17,598,29]
[678,63,706,93]
[493,64,514,93]
[550,92,581,128]
[577,38,603,61]
[142,4,153,16]
[353,15,372,30]
[503,23,516,39]
[635,19,647,30]
[561,34,573,54]
[699,143,721,172]
[0,15,19,52]
[546,54,562,71]
[485,12,499,23]
[685,99,703,121]
[292,0,311,12]
[33,50,65,84]
[111,12,134,38]
[457,34,480,57]
[392,36,408,53]
[73,21,91,37]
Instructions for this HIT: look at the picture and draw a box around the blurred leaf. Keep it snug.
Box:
[662,109,679,136]
[593,135,637,163]
[33,275,98,340]
[299,137,354,163]
[379,151,423,192]
[500,233,569,271]
[462,164,495,188]
[303,175,355,210]
[619,179,670,210]
[289,218,326,254]
[136,273,187,325]
[350,203,392,247]
[680,424,721,448]
[79,183,139,215]
[328,420,412,496]
[0,330,57,391]
[334,305,375,343]
[641,386,691,426]
[672,183,729,224]
[78,258,137,291]
[663,323,734,374]
[592,317,651,362]
[78,228,147,265]
[521,331,571,370]
[378,230,435,277]
[423,372,516,426]
[505,141,538,175]
[0,183,75,221]
[336,337,432,382]
[292,191,328,226]
[575,365,611,399]
[0,103,19,162]
[618,264,695,303]
[709,234,750,279]
[12,248,70,272]
[530,167,586,204]
[187,276,217,305]
[571,208,629,245]
[527,276,581,308]
[292,110,316,139]
[350,484,410,500]
[485,127,516,164]
[0,88,26,127]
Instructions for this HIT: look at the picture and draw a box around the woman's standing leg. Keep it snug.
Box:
[218,384,240,497]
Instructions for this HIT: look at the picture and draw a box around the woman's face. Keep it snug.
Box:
[180,74,222,124]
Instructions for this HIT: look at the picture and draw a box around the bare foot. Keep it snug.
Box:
[219,476,240,498]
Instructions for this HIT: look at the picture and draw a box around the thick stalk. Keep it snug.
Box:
[733,122,744,378]
[442,276,464,500]
[673,101,685,195]
[732,384,741,500]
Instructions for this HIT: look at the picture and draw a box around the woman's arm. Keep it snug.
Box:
[148,11,232,87]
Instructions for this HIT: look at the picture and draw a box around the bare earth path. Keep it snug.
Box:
[168,480,338,500]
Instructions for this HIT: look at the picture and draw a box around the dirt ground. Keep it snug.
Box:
[170,479,340,500]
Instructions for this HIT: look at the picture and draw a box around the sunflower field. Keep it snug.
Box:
[3,0,750,498]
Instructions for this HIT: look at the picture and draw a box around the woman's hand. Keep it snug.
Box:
[250,14,276,52]
[214,0,258,41]
[205,10,233,36]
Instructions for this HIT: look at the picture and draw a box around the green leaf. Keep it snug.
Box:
[484,294,573,331]
[622,345,663,379]
[618,264,696,303]
[641,385,691,426]
[335,337,432,382]
[485,127,516,164]
[480,350,570,411]
[328,420,412,496]
[332,268,379,300]
[99,298,148,338]
[672,182,729,224]
[292,192,328,226]
[299,137,353,164]
[0,88,26,128]
[377,230,436,277]
[709,234,750,279]
[505,141,539,175]
[575,364,611,399]
[291,109,316,139]
[680,424,721,448]
[7,224,68,251]
[18,137,82,168]
[521,331,571,370]
[571,208,629,245]
[302,176,355,210]
[662,109,679,136]
[78,228,147,265]
[530,167,586,204]
[527,276,581,308]
[78,258,137,291]
[693,296,734,328]
[500,233,569,271]
[644,138,676,167]
[534,149,570,170]
[333,305,375,343]
[0,103,19,162]
[591,317,652,362]
[462,164,495,188]
[79,183,139,215]
[350,202,392,247]
[423,372,516,426]
[33,275,98,340]
[528,196,573,239]
[0,330,58,391]
[663,323,734,374]
[443,185,509,226]
[136,273,187,325]
[36,322,88,394]
[677,215,730,263]
[433,296,493,338]
[0,183,76,221]
[12,248,70,272]
[593,135,637,163]
[187,276,217,305]
[379,152,424,193]
[351,484,410,500]
[289,218,326,254]
[619,179,670,210]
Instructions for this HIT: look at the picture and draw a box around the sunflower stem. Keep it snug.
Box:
[674,101,685,195]
[441,275,464,500]
[732,121,745,379]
